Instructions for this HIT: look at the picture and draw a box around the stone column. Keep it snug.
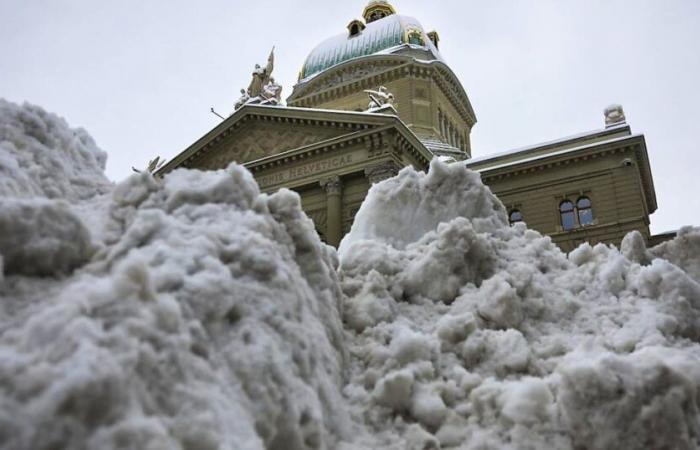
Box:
[364,161,401,184]
[320,175,342,247]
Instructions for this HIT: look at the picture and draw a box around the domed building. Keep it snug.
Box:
[159,1,666,250]
[288,0,475,159]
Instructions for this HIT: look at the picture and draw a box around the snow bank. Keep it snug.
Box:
[0,100,349,449]
[2,100,700,450]
[339,159,700,449]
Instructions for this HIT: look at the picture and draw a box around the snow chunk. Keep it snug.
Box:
[0,98,110,201]
[476,274,523,329]
[339,158,507,254]
[557,347,700,449]
[373,369,415,411]
[0,198,93,276]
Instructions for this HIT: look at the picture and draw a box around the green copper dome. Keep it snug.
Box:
[299,13,440,81]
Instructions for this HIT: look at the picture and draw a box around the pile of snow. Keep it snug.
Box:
[1,99,700,450]
[338,160,700,449]
[0,100,349,449]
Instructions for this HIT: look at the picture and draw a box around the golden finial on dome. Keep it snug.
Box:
[362,0,396,23]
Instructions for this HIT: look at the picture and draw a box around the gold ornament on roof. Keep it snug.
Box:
[362,0,396,23]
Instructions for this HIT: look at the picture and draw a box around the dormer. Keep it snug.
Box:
[427,30,440,49]
[347,19,366,37]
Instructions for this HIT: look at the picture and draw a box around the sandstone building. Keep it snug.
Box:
[159,0,661,250]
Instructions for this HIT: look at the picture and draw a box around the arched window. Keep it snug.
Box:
[560,200,576,230]
[577,197,593,225]
[509,209,523,225]
[560,197,594,230]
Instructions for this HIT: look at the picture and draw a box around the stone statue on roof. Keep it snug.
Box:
[234,48,282,111]
[234,88,250,110]
[261,77,282,104]
[247,47,275,98]
[132,156,165,174]
[604,104,626,127]
[365,86,395,110]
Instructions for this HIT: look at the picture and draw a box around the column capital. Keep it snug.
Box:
[364,161,401,184]
[320,175,342,194]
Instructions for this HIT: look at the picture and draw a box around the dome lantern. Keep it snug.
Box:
[363,0,396,23]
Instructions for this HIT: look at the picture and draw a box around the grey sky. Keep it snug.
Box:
[1,0,698,234]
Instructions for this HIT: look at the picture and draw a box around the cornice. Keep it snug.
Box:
[245,120,432,173]
[473,134,657,214]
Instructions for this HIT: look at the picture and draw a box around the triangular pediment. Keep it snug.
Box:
[160,105,398,173]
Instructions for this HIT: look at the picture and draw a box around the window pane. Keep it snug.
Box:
[579,208,593,225]
[560,201,573,212]
[577,197,591,209]
[509,210,523,223]
[561,211,576,230]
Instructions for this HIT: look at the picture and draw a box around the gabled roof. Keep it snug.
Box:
[157,104,433,175]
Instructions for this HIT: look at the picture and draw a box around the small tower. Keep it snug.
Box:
[362,0,397,23]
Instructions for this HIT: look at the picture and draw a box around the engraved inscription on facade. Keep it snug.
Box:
[258,153,356,187]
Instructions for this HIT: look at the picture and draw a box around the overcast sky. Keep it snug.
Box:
[2,0,699,234]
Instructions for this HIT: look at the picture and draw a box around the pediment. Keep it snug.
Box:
[160,106,391,173]
[190,119,353,170]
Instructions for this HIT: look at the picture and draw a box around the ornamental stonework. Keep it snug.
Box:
[193,122,350,169]
[290,60,406,102]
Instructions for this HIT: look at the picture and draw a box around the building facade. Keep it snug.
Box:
[158,0,660,250]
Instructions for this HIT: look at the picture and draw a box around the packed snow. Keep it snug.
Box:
[1,99,699,450]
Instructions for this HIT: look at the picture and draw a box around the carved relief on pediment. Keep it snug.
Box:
[191,121,350,170]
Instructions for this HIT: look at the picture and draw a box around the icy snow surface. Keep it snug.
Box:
[1,99,700,450]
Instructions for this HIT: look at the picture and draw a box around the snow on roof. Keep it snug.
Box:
[299,14,441,82]
[467,132,642,173]
[467,123,630,166]
[419,136,465,157]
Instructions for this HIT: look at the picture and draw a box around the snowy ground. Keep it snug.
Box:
[1,99,699,450]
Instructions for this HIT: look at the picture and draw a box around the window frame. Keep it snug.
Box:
[559,196,594,231]
[559,200,576,230]
[508,209,524,225]
[576,196,593,226]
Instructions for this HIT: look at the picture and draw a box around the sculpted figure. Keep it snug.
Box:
[247,48,275,98]
[604,104,626,126]
[235,48,279,111]
[132,156,165,174]
[234,89,250,110]
[261,77,283,105]
[365,86,395,109]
